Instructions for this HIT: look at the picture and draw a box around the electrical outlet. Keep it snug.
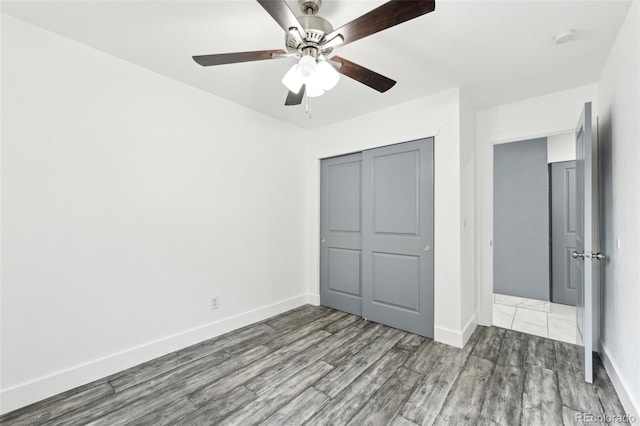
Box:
[210,295,219,310]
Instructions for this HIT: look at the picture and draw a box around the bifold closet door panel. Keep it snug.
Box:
[320,153,363,316]
[361,138,434,338]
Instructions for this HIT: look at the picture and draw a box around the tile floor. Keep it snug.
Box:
[493,293,576,344]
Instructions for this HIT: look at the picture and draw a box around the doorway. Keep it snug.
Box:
[319,138,434,338]
[491,135,577,343]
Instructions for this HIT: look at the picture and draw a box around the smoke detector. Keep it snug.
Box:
[553,30,575,45]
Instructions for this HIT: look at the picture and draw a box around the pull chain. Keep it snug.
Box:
[305,96,312,119]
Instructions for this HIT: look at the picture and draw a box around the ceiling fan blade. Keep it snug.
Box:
[332,56,396,93]
[285,85,306,106]
[193,49,287,66]
[257,0,306,39]
[326,0,435,47]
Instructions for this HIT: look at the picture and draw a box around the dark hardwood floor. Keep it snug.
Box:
[0,305,628,425]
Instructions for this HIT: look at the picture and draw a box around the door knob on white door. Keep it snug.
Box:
[572,251,606,260]
[424,244,431,252]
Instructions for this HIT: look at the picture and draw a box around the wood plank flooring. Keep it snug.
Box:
[0,305,628,426]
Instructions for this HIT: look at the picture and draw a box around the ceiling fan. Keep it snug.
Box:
[192,0,436,106]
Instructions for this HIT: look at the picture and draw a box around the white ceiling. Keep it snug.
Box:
[2,0,631,128]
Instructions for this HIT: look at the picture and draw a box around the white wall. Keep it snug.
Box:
[475,84,598,325]
[547,132,576,163]
[305,88,475,348]
[0,16,310,414]
[460,91,477,339]
[597,1,640,418]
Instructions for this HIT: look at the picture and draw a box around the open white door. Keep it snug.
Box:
[573,102,604,384]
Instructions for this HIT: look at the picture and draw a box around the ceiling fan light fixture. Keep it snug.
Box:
[297,55,317,80]
[282,63,304,93]
[305,79,325,98]
[282,54,337,97]
[316,60,340,91]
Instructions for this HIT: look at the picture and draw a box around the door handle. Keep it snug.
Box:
[572,251,606,260]
[424,244,431,252]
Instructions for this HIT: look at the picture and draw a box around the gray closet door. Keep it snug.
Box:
[320,153,363,316]
[551,161,578,306]
[362,138,434,338]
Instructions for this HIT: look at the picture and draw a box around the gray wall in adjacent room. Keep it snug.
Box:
[494,138,550,301]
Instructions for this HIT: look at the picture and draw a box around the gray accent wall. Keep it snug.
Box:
[493,138,550,301]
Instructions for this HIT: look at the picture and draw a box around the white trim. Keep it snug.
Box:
[306,293,320,306]
[435,314,477,348]
[434,325,463,348]
[461,314,478,346]
[599,341,640,420]
[0,294,309,415]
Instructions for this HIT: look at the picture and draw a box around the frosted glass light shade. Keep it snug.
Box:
[281,55,340,98]
[297,55,316,81]
[316,61,340,91]
[306,80,325,98]
[282,64,303,94]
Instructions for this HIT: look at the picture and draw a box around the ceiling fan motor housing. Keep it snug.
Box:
[285,14,334,56]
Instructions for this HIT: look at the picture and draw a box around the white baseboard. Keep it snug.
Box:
[0,294,310,415]
[306,293,320,306]
[598,341,640,419]
[435,314,478,348]
[462,314,478,346]
[477,308,492,327]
